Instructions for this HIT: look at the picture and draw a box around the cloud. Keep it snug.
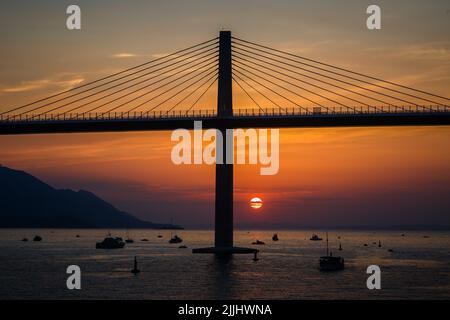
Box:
[112,53,139,58]
[1,77,84,93]
[2,79,52,93]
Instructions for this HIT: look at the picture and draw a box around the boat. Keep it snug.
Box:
[168,217,183,243]
[378,240,381,247]
[338,242,342,251]
[131,256,140,274]
[310,234,322,241]
[125,226,134,243]
[96,235,125,249]
[21,238,28,242]
[169,235,183,244]
[252,251,259,261]
[178,245,188,249]
[252,240,265,245]
[319,232,344,272]
[141,238,149,241]
[272,234,279,241]
[33,235,42,242]
[157,235,163,238]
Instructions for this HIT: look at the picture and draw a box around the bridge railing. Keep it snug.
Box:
[0,105,449,123]
[234,105,450,117]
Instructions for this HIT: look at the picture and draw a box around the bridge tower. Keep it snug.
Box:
[193,31,257,255]
[215,31,233,248]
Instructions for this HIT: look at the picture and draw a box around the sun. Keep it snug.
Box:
[250,197,263,210]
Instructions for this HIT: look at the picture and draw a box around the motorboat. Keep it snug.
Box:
[169,235,183,244]
[252,240,265,245]
[96,236,125,249]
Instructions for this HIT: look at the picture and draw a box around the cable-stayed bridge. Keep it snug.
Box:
[1,32,449,134]
[1,31,449,254]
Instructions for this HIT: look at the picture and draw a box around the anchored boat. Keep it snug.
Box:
[319,232,344,272]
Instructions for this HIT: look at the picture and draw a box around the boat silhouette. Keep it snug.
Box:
[169,235,183,244]
[131,256,140,274]
[96,235,125,249]
[252,240,265,245]
[310,234,322,241]
[319,232,344,272]
[125,225,134,243]
[272,234,279,241]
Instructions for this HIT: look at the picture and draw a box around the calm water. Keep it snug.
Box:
[0,229,449,300]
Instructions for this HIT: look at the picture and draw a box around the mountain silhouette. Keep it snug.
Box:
[0,166,181,229]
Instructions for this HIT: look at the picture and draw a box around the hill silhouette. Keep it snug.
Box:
[0,166,181,229]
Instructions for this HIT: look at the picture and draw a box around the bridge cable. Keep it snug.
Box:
[233,64,330,112]
[114,64,218,115]
[165,71,218,114]
[232,76,265,113]
[92,60,218,115]
[233,58,356,111]
[232,45,429,110]
[0,37,219,115]
[232,42,438,109]
[232,37,450,104]
[140,68,219,115]
[233,50,389,111]
[26,50,219,119]
[185,77,218,114]
[24,45,218,117]
[232,71,289,112]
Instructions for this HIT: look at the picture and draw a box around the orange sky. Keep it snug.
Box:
[1,126,449,227]
[0,1,449,227]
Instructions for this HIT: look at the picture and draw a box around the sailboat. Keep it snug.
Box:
[168,217,183,244]
[131,256,140,274]
[319,232,344,271]
[125,223,134,243]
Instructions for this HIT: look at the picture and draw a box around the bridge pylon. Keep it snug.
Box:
[193,31,258,255]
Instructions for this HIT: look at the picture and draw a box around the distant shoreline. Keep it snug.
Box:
[0,226,448,231]
[0,226,184,230]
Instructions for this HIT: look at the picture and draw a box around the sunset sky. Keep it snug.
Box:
[1,0,449,228]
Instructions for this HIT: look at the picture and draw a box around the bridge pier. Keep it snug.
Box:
[193,31,257,255]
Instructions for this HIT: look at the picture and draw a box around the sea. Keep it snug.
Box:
[0,229,449,299]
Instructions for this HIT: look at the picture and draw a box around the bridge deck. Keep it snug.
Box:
[1,108,450,135]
